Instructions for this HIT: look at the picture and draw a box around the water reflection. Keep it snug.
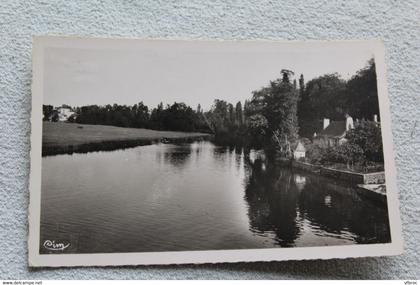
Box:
[40,141,391,254]
[163,144,192,167]
[245,159,301,246]
[244,158,391,246]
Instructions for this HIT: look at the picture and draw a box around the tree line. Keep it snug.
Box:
[298,59,379,138]
[205,59,384,168]
[43,102,210,133]
[43,58,383,167]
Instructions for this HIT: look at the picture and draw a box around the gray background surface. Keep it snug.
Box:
[0,0,419,279]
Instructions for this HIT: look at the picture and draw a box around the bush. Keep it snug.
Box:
[326,142,365,169]
[306,144,327,165]
[346,120,384,162]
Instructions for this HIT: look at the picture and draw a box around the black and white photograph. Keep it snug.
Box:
[28,37,402,266]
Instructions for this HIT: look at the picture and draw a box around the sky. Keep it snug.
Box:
[43,40,374,111]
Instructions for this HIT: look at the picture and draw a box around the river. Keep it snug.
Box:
[40,141,391,253]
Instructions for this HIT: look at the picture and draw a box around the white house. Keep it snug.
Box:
[56,106,76,122]
[293,141,306,160]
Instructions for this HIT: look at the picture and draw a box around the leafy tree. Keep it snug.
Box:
[72,101,209,133]
[235,101,243,126]
[297,58,379,139]
[208,99,229,132]
[228,103,235,125]
[132,101,149,128]
[42,105,54,121]
[259,70,299,142]
[298,74,304,97]
[305,144,327,165]
[297,73,347,138]
[346,120,383,162]
[51,111,59,122]
[346,59,379,120]
[247,114,269,146]
[327,142,365,169]
[160,102,196,132]
[150,102,164,129]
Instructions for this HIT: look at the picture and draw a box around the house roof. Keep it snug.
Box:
[319,121,346,137]
[295,141,306,152]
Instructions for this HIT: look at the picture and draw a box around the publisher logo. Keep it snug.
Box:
[43,240,70,251]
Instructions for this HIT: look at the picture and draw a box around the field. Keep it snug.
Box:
[42,122,211,156]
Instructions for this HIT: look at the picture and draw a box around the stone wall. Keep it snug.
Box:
[363,172,386,184]
[320,167,385,185]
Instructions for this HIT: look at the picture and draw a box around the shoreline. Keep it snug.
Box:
[42,122,212,156]
[42,135,212,156]
[289,159,387,205]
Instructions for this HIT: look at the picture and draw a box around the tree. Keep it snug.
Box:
[160,102,196,131]
[297,73,347,138]
[209,99,229,132]
[328,142,365,169]
[305,144,326,164]
[346,120,383,162]
[132,101,149,128]
[42,105,54,121]
[51,110,59,122]
[228,103,235,125]
[280,69,294,83]
[346,59,379,120]
[150,102,164,129]
[298,74,305,97]
[261,70,299,141]
[235,101,243,126]
[247,114,269,146]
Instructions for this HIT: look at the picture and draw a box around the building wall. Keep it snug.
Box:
[293,151,305,160]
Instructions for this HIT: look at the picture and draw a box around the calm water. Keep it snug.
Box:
[40,141,391,253]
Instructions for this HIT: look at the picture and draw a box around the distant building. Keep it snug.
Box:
[56,105,76,122]
[313,114,354,147]
[293,141,306,160]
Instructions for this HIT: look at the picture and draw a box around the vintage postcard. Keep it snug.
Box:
[28,37,403,267]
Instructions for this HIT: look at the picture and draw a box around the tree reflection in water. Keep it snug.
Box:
[244,158,301,247]
[244,157,391,247]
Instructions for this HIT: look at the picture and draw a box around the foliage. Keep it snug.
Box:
[235,101,243,126]
[42,58,379,155]
[346,59,379,120]
[297,59,379,139]
[247,114,268,131]
[305,144,327,165]
[206,99,249,145]
[42,105,54,121]
[297,73,347,138]
[50,102,211,133]
[207,69,300,149]
[234,70,300,151]
[346,120,383,162]
[326,142,365,169]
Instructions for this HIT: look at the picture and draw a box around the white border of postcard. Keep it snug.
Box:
[28,36,403,267]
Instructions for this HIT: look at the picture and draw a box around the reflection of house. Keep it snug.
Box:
[249,149,266,164]
[313,114,354,147]
[293,141,306,160]
[293,174,306,191]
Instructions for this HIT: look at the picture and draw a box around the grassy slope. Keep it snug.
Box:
[42,122,211,148]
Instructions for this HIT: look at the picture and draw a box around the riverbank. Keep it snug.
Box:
[290,159,387,205]
[42,122,212,156]
[290,160,385,184]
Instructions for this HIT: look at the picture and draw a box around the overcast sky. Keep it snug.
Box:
[43,40,374,110]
